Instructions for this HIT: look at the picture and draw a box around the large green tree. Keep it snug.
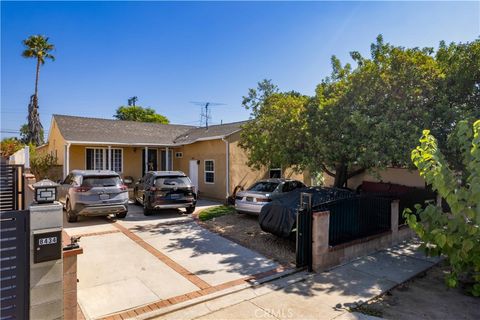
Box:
[240,36,480,187]
[22,35,55,146]
[114,105,169,124]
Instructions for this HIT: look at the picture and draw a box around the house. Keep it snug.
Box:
[38,115,311,201]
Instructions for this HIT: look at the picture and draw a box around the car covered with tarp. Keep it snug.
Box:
[258,187,355,238]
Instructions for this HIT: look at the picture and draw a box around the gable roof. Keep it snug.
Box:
[52,114,246,146]
[173,121,247,144]
[53,115,194,145]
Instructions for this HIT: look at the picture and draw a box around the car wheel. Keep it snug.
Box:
[116,211,127,219]
[186,206,195,214]
[143,198,152,216]
[66,200,78,223]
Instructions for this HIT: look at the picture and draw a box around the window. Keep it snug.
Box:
[204,160,215,184]
[111,149,122,173]
[175,152,183,158]
[86,148,123,173]
[269,168,282,179]
[82,175,121,187]
[248,181,279,192]
[160,149,173,171]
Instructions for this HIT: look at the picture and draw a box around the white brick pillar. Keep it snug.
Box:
[29,202,64,319]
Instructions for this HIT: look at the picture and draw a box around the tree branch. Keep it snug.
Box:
[320,164,336,177]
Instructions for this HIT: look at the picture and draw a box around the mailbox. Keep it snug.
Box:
[34,230,62,263]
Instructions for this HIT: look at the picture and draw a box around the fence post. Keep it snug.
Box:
[312,210,330,272]
[391,199,400,244]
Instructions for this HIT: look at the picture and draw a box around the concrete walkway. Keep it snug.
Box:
[64,200,284,319]
[146,239,441,320]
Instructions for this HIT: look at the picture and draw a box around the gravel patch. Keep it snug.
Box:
[355,262,480,319]
[198,212,296,266]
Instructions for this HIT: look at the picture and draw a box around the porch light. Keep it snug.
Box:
[33,179,59,204]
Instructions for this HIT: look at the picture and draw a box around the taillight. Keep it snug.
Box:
[150,187,157,192]
[119,184,128,191]
[73,186,91,193]
[256,198,271,202]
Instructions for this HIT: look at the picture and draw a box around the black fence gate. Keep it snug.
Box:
[296,193,313,271]
[0,210,30,319]
[0,162,25,212]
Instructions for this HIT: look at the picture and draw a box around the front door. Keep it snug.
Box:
[142,149,158,174]
[189,160,199,193]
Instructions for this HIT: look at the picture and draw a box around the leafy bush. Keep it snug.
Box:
[30,151,58,181]
[0,138,24,159]
[405,120,480,296]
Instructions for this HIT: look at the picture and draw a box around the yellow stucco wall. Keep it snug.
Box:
[225,132,311,193]
[226,132,267,194]
[323,167,426,189]
[175,140,227,201]
[68,145,183,182]
[41,118,66,165]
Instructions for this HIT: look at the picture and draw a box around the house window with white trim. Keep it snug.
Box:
[86,148,123,173]
[205,160,215,184]
[111,149,123,173]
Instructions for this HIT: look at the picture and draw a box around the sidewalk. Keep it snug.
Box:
[145,239,441,320]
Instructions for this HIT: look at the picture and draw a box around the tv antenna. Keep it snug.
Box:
[128,96,138,106]
[189,101,226,129]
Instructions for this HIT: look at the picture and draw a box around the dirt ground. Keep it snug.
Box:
[355,262,480,320]
[198,212,296,266]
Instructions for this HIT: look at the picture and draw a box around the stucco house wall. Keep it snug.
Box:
[323,167,426,189]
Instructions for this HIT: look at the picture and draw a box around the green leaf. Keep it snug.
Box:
[435,233,447,248]
[462,239,474,254]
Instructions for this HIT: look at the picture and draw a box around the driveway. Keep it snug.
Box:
[63,200,282,319]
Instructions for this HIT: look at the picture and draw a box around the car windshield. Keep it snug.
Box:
[82,176,121,187]
[248,181,280,192]
[155,176,191,188]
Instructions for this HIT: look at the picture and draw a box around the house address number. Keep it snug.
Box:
[33,231,62,263]
[39,237,58,246]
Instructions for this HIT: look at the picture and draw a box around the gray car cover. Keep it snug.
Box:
[258,187,354,238]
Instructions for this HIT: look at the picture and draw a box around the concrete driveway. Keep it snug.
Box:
[63,200,281,319]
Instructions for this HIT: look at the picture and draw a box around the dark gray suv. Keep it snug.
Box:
[58,170,129,222]
[134,171,197,216]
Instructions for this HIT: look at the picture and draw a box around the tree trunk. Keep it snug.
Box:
[333,163,348,188]
[34,58,40,100]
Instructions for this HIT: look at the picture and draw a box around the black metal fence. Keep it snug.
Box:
[397,189,437,225]
[0,162,25,212]
[0,210,30,319]
[315,195,392,246]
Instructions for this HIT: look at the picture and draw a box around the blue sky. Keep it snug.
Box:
[1,1,479,139]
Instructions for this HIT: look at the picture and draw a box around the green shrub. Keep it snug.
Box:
[405,120,480,296]
[30,151,58,181]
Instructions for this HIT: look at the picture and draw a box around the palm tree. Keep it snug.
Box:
[22,35,55,145]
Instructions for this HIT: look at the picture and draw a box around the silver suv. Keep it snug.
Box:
[58,170,129,222]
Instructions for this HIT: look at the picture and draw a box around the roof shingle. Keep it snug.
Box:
[53,114,246,145]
